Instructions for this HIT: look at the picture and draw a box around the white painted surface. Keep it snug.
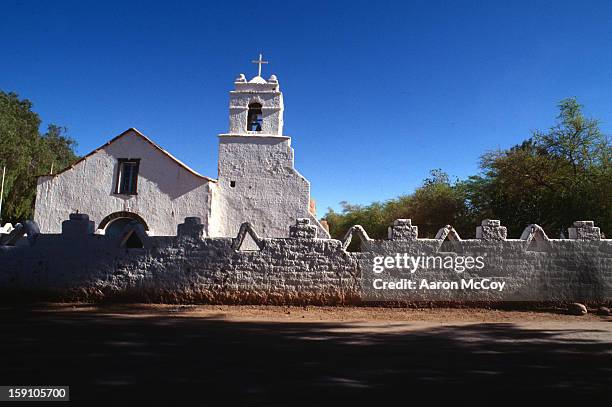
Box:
[211,134,329,238]
[34,130,213,236]
[211,73,329,238]
[34,72,329,239]
[229,74,284,136]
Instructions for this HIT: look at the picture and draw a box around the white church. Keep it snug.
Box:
[33,56,329,239]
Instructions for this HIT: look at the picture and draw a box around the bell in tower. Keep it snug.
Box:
[212,55,330,240]
[228,54,284,136]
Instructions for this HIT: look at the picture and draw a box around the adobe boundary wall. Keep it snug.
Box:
[0,215,610,305]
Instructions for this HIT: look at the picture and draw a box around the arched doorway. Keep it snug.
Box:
[98,211,149,238]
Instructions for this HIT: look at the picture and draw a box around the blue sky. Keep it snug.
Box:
[2,0,611,214]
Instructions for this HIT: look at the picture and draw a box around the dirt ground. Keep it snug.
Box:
[1,304,611,405]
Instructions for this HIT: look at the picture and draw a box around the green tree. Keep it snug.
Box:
[0,91,78,223]
[466,97,611,237]
[324,98,610,240]
[324,169,473,240]
[325,201,388,240]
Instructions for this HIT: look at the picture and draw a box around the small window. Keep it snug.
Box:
[247,103,263,132]
[230,180,236,188]
[116,159,140,195]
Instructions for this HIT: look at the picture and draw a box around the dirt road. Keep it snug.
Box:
[0,304,610,405]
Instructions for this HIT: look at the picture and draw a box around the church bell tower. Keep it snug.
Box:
[228,54,284,136]
[210,55,329,240]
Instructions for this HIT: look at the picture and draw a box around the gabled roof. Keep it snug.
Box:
[41,128,216,182]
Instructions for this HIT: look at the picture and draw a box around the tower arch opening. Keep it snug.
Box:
[247,103,263,132]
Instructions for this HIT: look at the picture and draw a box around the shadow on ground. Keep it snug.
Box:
[0,305,610,405]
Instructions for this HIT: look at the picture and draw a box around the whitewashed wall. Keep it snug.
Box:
[34,130,213,236]
[228,76,283,136]
[210,135,329,239]
[1,217,609,304]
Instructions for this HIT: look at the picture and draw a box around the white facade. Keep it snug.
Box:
[34,129,214,236]
[34,68,329,239]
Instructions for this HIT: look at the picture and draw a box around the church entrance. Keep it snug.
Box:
[98,211,149,238]
[105,218,136,238]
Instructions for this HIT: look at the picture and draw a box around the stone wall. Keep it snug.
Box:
[0,215,610,305]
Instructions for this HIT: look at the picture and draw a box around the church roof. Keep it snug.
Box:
[42,128,216,182]
[248,75,267,84]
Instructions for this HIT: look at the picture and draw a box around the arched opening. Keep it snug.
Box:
[98,211,149,238]
[247,103,263,132]
[105,218,135,238]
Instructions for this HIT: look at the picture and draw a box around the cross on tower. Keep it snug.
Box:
[251,53,268,77]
